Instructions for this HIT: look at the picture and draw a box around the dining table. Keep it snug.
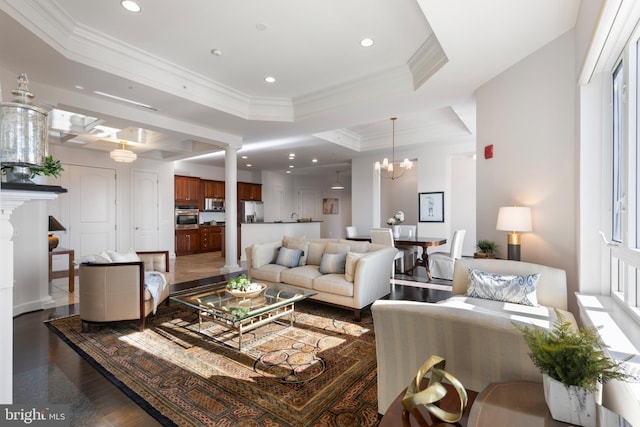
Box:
[346,235,447,277]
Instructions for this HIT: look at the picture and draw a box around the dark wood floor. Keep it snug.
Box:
[13,270,451,426]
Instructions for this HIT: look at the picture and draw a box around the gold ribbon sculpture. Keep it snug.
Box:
[401,355,468,423]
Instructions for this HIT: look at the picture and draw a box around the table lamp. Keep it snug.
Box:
[48,215,66,251]
[496,206,532,261]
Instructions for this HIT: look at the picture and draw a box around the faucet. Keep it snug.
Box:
[291,212,298,221]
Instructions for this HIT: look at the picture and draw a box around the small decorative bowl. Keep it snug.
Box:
[226,282,266,299]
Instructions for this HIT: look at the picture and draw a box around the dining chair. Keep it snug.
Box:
[427,229,466,280]
[370,228,405,275]
[345,226,358,238]
[396,225,419,269]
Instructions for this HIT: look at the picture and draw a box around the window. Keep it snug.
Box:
[612,61,624,243]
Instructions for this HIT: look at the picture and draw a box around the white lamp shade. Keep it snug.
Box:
[496,206,532,232]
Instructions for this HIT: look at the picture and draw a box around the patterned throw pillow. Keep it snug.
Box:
[465,268,541,306]
[275,247,304,268]
[319,253,347,274]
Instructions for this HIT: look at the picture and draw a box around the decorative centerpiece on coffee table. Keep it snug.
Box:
[226,274,266,299]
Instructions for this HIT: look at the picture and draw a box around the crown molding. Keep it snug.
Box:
[0,1,448,124]
[408,33,449,90]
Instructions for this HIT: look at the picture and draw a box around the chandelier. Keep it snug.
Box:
[374,117,413,180]
[110,140,137,163]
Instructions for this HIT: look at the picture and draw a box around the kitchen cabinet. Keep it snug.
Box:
[175,175,200,205]
[202,180,225,199]
[238,182,262,201]
[199,226,222,252]
[175,229,200,255]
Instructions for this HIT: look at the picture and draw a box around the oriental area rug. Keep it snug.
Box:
[45,300,380,426]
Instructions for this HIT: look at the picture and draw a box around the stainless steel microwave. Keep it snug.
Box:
[175,207,199,230]
[204,198,225,212]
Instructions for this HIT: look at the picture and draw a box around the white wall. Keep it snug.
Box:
[351,141,476,251]
[12,200,56,316]
[47,144,176,256]
[476,30,577,311]
[451,155,477,256]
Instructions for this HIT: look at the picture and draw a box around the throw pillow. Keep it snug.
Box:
[345,252,365,282]
[319,252,347,274]
[325,242,351,255]
[107,248,140,262]
[465,268,541,306]
[307,242,327,265]
[275,247,304,268]
[251,240,281,268]
[284,239,309,266]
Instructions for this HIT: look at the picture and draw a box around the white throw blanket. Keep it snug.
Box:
[144,271,167,314]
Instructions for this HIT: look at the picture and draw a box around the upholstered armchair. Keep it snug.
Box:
[79,250,170,331]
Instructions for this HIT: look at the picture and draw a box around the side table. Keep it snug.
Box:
[468,381,568,426]
[48,248,75,293]
[380,383,478,427]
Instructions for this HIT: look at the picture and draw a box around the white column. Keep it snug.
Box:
[222,147,241,272]
[0,189,58,404]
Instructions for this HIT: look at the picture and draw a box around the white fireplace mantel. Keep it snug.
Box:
[1,187,63,404]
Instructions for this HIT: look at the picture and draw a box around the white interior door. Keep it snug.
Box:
[133,171,159,251]
[69,165,117,257]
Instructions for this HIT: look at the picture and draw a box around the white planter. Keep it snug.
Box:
[392,225,400,238]
[543,374,600,427]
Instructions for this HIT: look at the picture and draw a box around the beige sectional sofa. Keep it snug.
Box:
[246,236,398,321]
[372,258,577,415]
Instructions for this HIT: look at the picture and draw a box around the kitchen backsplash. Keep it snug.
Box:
[199,211,225,224]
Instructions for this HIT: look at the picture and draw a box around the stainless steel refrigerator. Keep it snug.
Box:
[240,201,264,223]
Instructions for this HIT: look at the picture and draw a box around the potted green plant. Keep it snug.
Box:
[475,240,497,258]
[225,274,265,298]
[515,311,628,426]
[1,155,64,182]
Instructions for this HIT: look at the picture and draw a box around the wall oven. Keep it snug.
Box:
[175,207,199,230]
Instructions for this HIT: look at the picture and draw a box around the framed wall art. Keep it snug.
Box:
[419,192,444,222]
[323,198,339,214]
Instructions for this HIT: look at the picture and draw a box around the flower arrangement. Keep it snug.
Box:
[386,211,405,226]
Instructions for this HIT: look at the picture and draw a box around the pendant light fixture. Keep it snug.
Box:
[375,117,413,180]
[331,171,344,190]
[110,140,137,163]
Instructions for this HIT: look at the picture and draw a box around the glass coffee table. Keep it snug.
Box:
[170,282,316,351]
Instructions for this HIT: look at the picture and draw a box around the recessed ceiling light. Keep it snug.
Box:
[74,85,85,90]
[246,164,252,167]
[241,155,248,159]
[312,158,318,163]
[289,153,295,157]
[289,165,294,168]
[121,1,141,13]
[360,38,374,47]
[265,76,276,83]
[286,170,291,174]
[210,48,223,57]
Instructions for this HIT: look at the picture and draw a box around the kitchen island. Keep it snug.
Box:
[240,221,322,261]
